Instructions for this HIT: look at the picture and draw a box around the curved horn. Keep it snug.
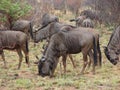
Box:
[36,55,39,60]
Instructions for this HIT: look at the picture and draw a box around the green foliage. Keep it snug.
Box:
[0,0,32,21]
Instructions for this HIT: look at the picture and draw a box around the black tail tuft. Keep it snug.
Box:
[93,36,97,66]
[97,36,102,66]
[26,40,29,52]
[25,40,29,64]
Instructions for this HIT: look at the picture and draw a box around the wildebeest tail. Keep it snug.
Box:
[97,35,102,66]
[29,22,34,39]
[93,36,97,66]
[25,40,29,64]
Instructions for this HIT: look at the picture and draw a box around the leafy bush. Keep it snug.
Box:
[0,0,32,28]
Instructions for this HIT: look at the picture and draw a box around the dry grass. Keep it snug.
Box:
[0,14,120,90]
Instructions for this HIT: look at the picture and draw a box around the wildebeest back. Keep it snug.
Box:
[50,29,94,54]
[0,31,27,50]
[12,20,30,31]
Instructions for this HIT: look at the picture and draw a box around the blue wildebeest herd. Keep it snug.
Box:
[0,12,119,77]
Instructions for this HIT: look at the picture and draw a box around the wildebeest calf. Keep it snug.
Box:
[0,30,29,69]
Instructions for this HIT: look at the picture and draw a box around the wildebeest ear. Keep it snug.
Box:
[36,56,39,60]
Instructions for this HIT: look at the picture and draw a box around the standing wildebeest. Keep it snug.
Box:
[38,29,98,77]
[80,10,102,25]
[0,30,29,69]
[11,20,33,39]
[104,26,120,65]
[81,18,94,28]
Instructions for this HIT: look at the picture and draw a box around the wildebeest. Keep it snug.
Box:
[0,30,29,69]
[11,20,33,39]
[104,26,120,65]
[31,13,76,72]
[70,17,101,67]
[38,27,100,77]
[80,9,102,25]
[81,18,94,28]
[70,15,86,27]
[80,10,98,21]
[32,22,76,43]
[31,22,76,72]
[31,21,101,73]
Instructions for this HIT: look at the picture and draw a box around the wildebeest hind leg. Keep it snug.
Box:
[80,53,88,74]
[62,55,67,73]
[17,49,23,69]
[87,51,93,70]
[22,48,30,68]
[1,51,7,68]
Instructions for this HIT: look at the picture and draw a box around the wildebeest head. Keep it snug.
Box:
[104,47,119,65]
[41,13,59,27]
[38,55,57,77]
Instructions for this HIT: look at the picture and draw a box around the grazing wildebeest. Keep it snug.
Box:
[38,27,100,77]
[104,26,120,65]
[31,22,76,72]
[31,21,101,73]
[81,18,94,28]
[11,20,33,39]
[0,30,29,69]
[70,15,86,27]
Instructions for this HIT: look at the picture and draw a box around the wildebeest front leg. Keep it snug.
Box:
[0,51,7,68]
[68,54,76,68]
[17,49,23,69]
[62,54,67,73]
[80,53,88,74]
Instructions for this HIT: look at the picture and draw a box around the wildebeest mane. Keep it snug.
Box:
[107,26,120,49]
[33,23,51,33]
[35,22,60,41]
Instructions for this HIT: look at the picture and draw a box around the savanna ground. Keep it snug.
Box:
[0,13,120,90]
